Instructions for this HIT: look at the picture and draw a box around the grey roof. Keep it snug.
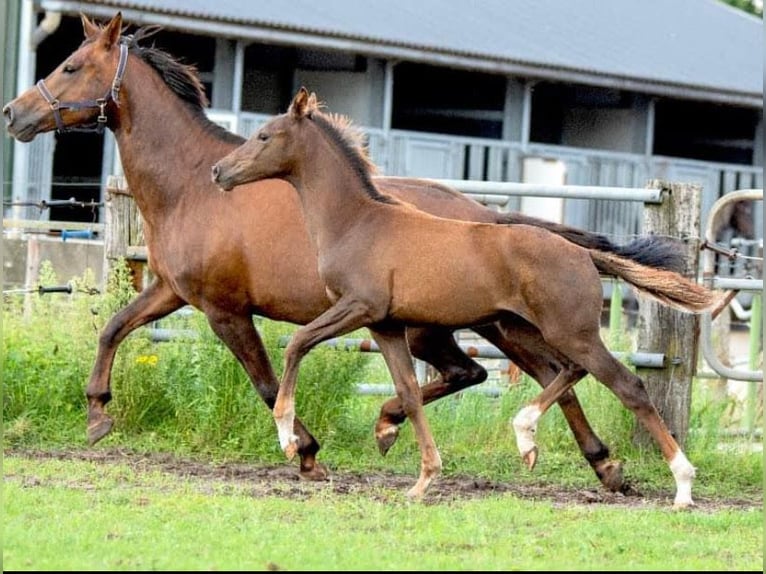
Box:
[40,0,763,106]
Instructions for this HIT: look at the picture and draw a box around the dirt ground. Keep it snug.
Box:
[6,447,762,512]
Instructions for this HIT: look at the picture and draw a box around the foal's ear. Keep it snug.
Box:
[290,87,311,119]
[81,13,100,39]
[99,11,123,49]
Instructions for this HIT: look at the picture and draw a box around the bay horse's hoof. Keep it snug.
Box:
[299,461,329,481]
[375,425,399,456]
[596,460,625,493]
[86,415,114,446]
[672,499,695,510]
[522,446,538,471]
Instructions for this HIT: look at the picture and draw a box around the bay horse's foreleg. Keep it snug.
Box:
[375,326,487,455]
[371,326,442,500]
[86,279,184,446]
[476,322,627,494]
[204,311,327,481]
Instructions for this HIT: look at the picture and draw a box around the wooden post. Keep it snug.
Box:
[103,175,145,292]
[23,236,40,320]
[634,180,703,449]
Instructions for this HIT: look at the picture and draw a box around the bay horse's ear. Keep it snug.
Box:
[81,13,100,39]
[100,12,123,49]
[290,87,311,119]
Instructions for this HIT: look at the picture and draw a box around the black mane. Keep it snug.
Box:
[110,26,244,145]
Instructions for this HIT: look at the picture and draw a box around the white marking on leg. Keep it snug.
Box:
[669,451,696,507]
[512,405,542,457]
[275,408,298,453]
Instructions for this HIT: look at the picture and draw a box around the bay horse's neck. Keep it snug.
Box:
[110,56,240,226]
[287,123,382,248]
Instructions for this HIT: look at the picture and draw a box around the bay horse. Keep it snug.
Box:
[5,12,683,492]
[211,87,722,505]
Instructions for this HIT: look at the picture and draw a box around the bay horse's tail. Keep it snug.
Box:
[502,213,685,272]
[588,250,721,313]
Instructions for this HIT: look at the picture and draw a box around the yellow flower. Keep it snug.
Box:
[136,354,159,366]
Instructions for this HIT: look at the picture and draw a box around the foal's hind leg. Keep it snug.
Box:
[547,332,696,508]
[475,322,627,493]
[509,362,587,471]
[379,323,627,493]
[205,310,327,481]
[86,279,184,446]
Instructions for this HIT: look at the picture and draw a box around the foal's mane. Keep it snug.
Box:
[85,22,243,144]
[307,104,399,205]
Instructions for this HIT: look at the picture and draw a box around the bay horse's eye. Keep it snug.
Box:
[63,63,79,74]
[257,132,270,142]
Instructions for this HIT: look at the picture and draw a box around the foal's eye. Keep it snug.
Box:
[257,132,270,142]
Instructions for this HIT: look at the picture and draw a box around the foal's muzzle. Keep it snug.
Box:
[2,103,13,127]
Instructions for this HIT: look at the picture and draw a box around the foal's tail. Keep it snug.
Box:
[502,213,685,272]
[588,250,721,313]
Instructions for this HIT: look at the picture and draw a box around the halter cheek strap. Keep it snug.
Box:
[35,40,129,134]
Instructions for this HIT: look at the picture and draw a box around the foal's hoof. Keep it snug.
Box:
[299,461,329,481]
[283,441,299,462]
[672,499,695,510]
[522,446,538,471]
[375,425,399,456]
[86,415,114,446]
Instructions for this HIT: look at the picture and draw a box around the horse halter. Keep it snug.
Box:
[35,39,129,134]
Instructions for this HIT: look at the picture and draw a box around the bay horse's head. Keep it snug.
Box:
[3,12,131,141]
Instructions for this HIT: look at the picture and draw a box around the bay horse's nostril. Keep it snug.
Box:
[2,103,13,126]
[211,164,220,183]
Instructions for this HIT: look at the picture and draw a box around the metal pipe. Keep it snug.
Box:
[426,179,664,203]
[30,10,61,48]
[276,336,666,368]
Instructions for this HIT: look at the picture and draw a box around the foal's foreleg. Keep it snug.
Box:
[375,326,487,455]
[276,298,373,460]
[205,311,326,481]
[371,326,442,500]
[86,279,184,445]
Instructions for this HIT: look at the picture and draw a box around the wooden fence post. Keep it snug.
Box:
[635,179,703,449]
[103,175,145,292]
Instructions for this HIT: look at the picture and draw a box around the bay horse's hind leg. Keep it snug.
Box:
[86,279,184,446]
[475,321,628,494]
[204,310,327,481]
[375,326,487,455]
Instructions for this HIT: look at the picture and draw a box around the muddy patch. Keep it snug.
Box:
[5,447,761,512]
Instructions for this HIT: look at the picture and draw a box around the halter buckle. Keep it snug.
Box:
[97,99,107,124]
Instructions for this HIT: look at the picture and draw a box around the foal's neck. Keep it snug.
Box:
[288,125,381,247]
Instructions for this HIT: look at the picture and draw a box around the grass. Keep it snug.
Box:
[4,455,763,571]
[3,261,763,570]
